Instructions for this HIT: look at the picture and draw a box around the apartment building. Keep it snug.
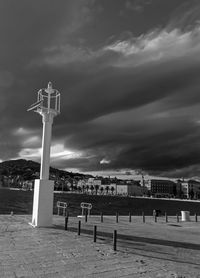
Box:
[147,179,176,198]
[177,179,200,199]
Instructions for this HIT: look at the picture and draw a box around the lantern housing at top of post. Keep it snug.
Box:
[36,82,60,116]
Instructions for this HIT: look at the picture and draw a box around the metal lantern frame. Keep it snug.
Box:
[36,86,60,116]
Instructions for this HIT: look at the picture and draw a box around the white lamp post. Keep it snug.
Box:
[28,82,60,227]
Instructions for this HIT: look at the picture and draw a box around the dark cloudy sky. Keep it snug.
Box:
[1,0,200,178]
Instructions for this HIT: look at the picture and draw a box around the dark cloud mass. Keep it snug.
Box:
[1,0,200,178]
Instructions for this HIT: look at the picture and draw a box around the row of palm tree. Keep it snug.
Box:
[70,184,115,195]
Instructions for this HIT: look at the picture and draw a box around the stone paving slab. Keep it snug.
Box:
[0,214,200,277]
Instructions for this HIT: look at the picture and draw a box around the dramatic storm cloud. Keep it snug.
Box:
[1,0,200,178]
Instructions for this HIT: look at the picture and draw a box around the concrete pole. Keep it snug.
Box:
[31,111,54,227]
[40,113,53,180]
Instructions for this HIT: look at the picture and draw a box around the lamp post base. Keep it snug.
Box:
[30,179,54,227]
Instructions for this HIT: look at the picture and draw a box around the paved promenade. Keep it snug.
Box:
[0,214,200,277]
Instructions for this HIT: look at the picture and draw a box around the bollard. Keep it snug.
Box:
[100,212,103,223]
[64,216,68,230]
[93,225,97,242]
[153,209,157,222]
[195,213,198,222]
[85,211,88,223]
[57,207,60,216]
[142,212,145,223]
[129,212,131,223]
[176,213,179,223]
[116,212,119,223]
[63,207,67,216]
[113,230,117,251]
[165,212,168,223]
[78,220,81,235]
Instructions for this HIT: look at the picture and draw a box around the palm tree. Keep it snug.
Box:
[100,187,104,195]
[70,182,74,192]
[111,186,115,195]
[189,189,194,199]
[90,185,94,195]
[95,184,99,195]
[82,184,85,193]
[105,186,110,195]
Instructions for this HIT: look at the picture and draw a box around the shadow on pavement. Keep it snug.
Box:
[63,226,200,251]
[52,223,200,266]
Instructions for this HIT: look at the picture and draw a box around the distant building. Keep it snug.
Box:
[100,183,116,194]
[84,178,102,193]
[77,179,86,188]
[147,179,176,198]
[94,179,102,186]
[116,184,128,195]
[116,183,143,196]
[86,178,95,186]
[177,179,200,199]
[75,177,146,196]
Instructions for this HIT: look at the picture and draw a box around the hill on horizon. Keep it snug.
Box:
[0,159,92,181]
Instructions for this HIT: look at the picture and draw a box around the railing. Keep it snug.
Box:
[57,201,68,216]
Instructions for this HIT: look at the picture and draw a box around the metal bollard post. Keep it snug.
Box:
[116,212,119,223]
[65,216,68,230]
[85,211,88,223]
[129,212,131,223]
[93,225,97,242]
[78,220,81,235]
[100,212,103,223]
[165,212,168,223]
[142,212,145,223]
[195,213,198,222]
[113,230,117,251]
[64,207,67,216]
